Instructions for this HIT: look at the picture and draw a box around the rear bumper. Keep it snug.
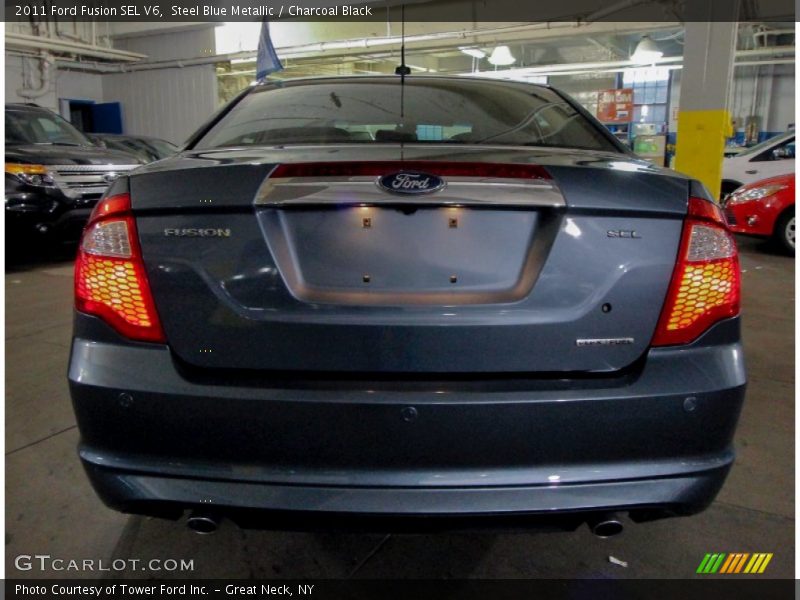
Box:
[69,316,746,527]
[81,459,732,532]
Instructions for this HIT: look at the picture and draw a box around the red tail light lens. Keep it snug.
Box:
[75,193,166,343]
[652,197,740,346]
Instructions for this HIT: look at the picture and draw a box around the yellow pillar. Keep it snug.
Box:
[674,109,733,199]
[673,16,738,200]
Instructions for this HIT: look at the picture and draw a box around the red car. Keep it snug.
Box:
[723,174,795,254]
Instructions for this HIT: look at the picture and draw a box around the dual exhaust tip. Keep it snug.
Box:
[185,510,624,537]
[186,511,221,535]
[587,512,624,538]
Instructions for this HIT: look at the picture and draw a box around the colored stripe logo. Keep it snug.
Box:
[697,553,773,574]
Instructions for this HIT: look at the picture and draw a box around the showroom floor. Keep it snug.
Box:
[5,237,794,579]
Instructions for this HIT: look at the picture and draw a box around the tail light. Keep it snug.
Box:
[652,197,740,346]
[75,193,165,343]
[270,161,551,180]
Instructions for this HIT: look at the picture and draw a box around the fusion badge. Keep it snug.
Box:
[164,228,231,237]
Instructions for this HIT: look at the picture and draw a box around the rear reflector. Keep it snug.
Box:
[270,161,551,180]
[652,197,740,346]
[75,193,165,343]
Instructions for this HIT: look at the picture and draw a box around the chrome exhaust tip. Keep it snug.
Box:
[587,513,624,538]
[186,511,221,535]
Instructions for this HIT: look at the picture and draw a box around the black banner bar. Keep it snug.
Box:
[5,579,797,600]
[2,0,795,22]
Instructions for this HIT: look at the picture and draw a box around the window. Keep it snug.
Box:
[751,137,795,162]
[5,109,90,146]
[623,67,670,131]
[193,78,620,153]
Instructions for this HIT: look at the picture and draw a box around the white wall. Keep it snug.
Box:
[102,66,217,145]
[670,63,795,134]
[6,57,58,109]
[6,57,104,111]
[726,64,795,132]
[100,26,218,145]
[6,19,107,108]
[113,25,215,61]
[765,66,795,130]
[56,69,105,103]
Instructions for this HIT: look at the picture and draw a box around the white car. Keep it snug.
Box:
[722,131,795,197]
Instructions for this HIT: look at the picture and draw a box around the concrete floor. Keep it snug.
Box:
[5,237,794,579]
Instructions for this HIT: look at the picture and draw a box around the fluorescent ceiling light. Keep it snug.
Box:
[631,35,663,64]
[460,47,486,59]
[488,46,516,66]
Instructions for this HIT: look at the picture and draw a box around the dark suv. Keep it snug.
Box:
[6,103,141,241]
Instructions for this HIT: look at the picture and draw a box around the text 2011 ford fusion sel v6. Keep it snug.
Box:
[68,76,745,536]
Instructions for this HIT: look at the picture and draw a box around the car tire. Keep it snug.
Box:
[773,208,795,255]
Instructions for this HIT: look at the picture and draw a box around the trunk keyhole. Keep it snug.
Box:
[602,303,612,313]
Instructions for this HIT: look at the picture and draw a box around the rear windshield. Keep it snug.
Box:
[194,78,619,152]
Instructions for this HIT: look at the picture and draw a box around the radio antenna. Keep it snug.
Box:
[395,4,410,119]
[395,5,411,78]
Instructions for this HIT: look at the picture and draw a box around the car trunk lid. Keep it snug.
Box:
[131,145,687,374]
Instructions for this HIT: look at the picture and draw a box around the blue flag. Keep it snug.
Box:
[256,20,283,80]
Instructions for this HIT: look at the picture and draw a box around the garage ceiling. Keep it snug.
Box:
[215,22,792,103]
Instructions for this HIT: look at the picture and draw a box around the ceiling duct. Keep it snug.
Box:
[6,31,146,62]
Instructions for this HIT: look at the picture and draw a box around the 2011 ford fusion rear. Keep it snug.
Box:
[68,76,745,534]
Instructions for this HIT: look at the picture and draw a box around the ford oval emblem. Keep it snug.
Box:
[377,172,445,195]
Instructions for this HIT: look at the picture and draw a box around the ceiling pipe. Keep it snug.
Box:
[415,44,793,68]
[6,31,146,62]
[464,46,795,78]
[51,46,794,78]
[735,46,796,58]
[5,8,677,73]
[471,59,795,79]
[752,28,795,48]
[271,22,590,58]
[50,23,684,74]
[17,53,54,99]
[735,59,794,67]
[34,25,583,71]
